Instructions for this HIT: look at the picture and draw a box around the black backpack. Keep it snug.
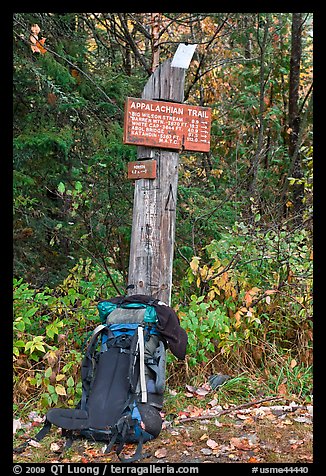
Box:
[14,295,187,462]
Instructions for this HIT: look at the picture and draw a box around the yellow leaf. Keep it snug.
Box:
[55,384,66,396]
[190,256,201,273]
[200,265,208,279]
[251,287,260,294]
[55,374,65,382]
[207,290,215,300]
[290,359,297,369]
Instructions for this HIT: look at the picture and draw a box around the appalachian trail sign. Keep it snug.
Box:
[125,51,211,305]
[124,97,211,152]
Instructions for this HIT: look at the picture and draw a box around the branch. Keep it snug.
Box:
[184,16,229,100]
[299,82,313,115]
[13,21,122,114]
[117,13,152,76]
[179,396,291,422]
[207,252,241,281]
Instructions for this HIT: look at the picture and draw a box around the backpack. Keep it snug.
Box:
[14,295,184,462]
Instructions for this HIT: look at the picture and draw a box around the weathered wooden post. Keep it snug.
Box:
[124,47,211,305]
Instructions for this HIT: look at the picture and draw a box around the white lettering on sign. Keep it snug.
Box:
[130,101,184,116]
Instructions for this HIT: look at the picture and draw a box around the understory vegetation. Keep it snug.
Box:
[13,12,313,417]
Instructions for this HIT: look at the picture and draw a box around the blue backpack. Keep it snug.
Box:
[14,295,172,462]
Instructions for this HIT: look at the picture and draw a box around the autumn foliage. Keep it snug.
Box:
[13,13,313,419]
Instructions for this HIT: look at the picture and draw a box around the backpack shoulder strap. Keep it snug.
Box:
[80,324,107,410]
[137,326,147,403]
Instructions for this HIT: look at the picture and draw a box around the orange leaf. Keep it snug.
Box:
[244,292,252,306]
[184,441,194,447]
[234,311,242,325]
[230,437,252,451]
[278,383,287,395]
[36,38,47,54]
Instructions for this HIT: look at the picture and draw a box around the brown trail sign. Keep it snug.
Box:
[126,57,211,304]
[124,97,211,152]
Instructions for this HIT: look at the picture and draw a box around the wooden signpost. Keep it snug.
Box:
[125,56,211,305]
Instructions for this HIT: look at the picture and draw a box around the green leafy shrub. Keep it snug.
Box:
[13,258,123,415]
[173,221,313,393]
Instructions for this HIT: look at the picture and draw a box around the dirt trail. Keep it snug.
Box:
[13,401,313,464]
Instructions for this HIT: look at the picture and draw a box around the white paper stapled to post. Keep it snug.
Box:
[171,43,197,69]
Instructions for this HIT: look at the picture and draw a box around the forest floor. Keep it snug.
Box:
[13,394,313,465]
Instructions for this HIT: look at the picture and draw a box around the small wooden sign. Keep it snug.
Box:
[123,97,211,152]
[127,160,157,180]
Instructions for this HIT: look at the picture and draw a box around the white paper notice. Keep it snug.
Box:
[171,43,197,69]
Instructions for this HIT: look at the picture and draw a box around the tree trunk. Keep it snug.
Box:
[288,13,304,220]
[248,15,270,196]
[281,13,304,220]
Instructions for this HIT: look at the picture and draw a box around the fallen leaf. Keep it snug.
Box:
[289,439,304,445]
[155,448,167,459]
[200,448,212,455]
[200,433,209,441]
[28,411,44,423]
[178,411,189,418]
[13,419,21,434]
[228,453,239,460]
[208,398,218,407]
[32,421,42,427]
[50,442,61,452]
[195,387,210,396]
[293,416,312,424]
[28,439,41,448]
[290,359,297,368]
[189,407,202,417]
[230,437,252,451]
[278,383,287,395]
[214,420,223,427]
[236,413,248,420]
[85,448,100,457]
[206,439,218,449]
[185,385,197,393]
[184,441,194,447]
